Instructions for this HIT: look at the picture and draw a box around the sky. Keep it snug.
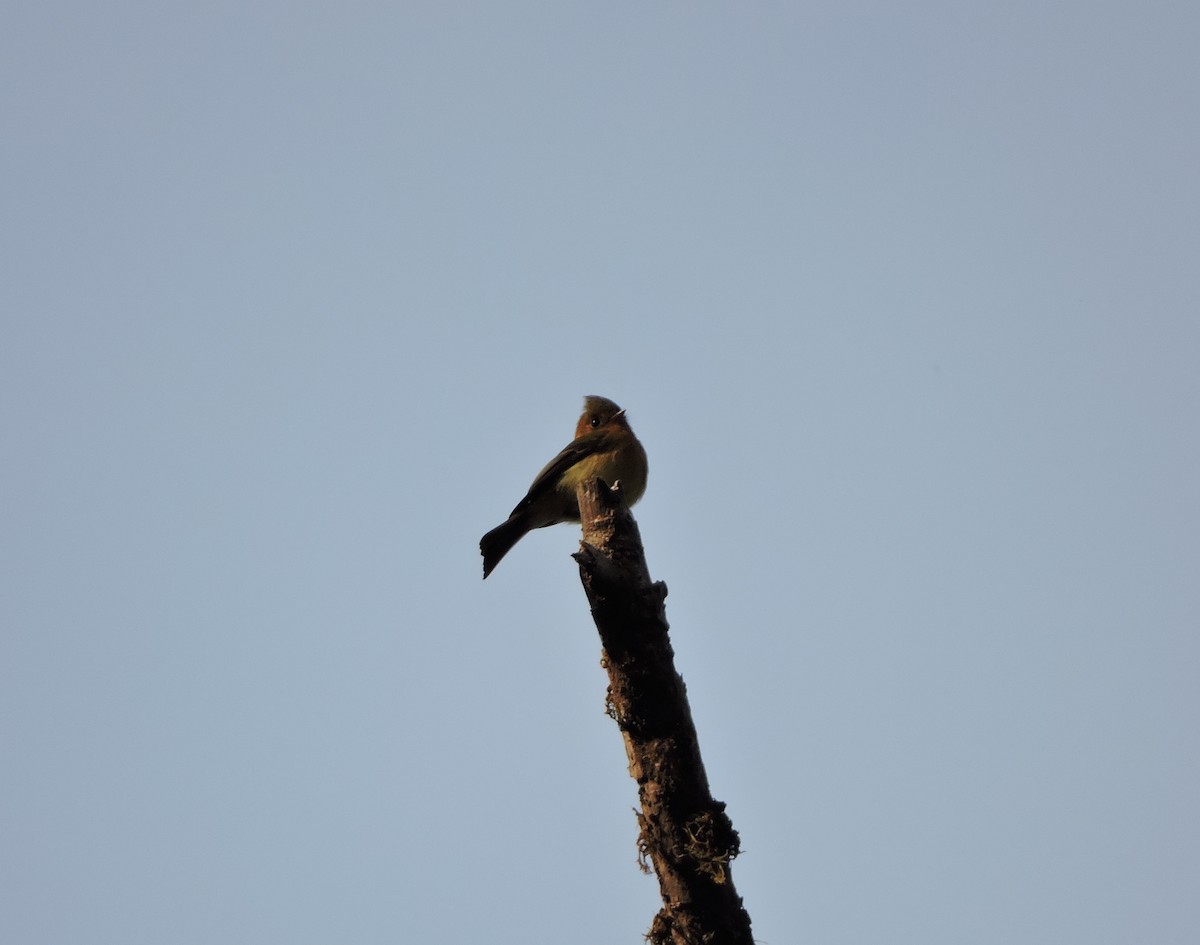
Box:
[2,3,1197,943]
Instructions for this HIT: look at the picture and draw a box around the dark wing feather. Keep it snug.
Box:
[508,431,607,516]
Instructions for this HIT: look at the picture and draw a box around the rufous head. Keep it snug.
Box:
[575,395,628,438]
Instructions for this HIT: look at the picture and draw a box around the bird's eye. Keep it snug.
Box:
[590,416,601,428]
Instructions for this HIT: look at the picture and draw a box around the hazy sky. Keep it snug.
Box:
[3,4,1197,944]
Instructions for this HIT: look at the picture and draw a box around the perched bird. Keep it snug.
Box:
[480,395,648,578]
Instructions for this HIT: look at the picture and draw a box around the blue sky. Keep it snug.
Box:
[3,4,1197,943]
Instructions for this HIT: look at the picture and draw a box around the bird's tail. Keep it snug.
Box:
[480,515,529,579]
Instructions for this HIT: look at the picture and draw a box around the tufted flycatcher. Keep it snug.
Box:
[480,395,648,578]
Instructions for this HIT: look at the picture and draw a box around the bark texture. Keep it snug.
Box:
[573,478,753,945]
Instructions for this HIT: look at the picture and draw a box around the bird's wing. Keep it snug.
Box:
[509,432,605,516]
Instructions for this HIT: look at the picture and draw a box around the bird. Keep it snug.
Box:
[480,395,648,578]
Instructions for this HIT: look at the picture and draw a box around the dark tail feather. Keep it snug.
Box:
[480,516,529,579]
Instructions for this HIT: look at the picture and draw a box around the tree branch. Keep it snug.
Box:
[573,478,754,945]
